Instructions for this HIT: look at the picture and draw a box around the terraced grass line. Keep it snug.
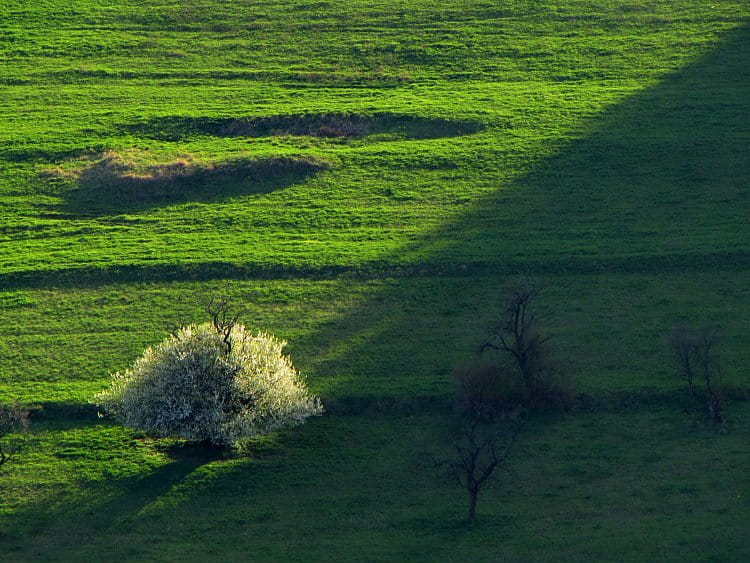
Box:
[3,248,750,291]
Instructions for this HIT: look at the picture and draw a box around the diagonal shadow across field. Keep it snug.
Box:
[2,26,748,558]
[402,22,750,272]
[295,22,750,400]
[3,24,747,286]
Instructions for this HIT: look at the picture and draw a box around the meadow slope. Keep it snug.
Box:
[0,1,749,560]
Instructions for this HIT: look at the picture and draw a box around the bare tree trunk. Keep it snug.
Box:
[467,488,478,522]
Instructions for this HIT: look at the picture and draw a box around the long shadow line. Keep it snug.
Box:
[290,22,750,399]
[3,250,750,290]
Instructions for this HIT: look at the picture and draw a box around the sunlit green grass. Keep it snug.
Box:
[1,0,749,559]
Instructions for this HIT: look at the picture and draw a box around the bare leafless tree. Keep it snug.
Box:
[480,282,551,405]
[693,328,720,393]
[694,328,723,424]
[446,413,518,522]
[669,324,723,423]
[206,297,240,353]
[434,363,520,522]
[669,325,698,397]
[0,404,29,472]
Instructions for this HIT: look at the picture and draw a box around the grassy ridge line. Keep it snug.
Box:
[3,250,750,289]
[24,384,750,425]
[0,70,416,88]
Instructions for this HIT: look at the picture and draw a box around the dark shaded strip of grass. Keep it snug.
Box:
[2,251,749,290]
[25,402,101,424]
[325,387,750,416]
[0,146,105,164]
[21,387,750,424]
[121,112,483,141]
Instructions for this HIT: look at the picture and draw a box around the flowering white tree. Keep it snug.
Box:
[96,322,322,446]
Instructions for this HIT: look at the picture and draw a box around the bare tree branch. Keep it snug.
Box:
[206,297,241,354]
[0,404,29,473]
[668,324,724,424]
[479,282,554,407]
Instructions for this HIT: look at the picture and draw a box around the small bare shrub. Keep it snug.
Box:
[0,404,29,472]
[453,362,523,416]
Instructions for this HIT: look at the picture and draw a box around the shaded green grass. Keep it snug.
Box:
[3,409,749,561]
[1,270,748,404]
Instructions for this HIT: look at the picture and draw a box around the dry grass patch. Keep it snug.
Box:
[218,114,369,138]
[123,112,484,142]
[41,150,329,205]
[41,150,329,211]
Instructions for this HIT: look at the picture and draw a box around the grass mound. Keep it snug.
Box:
[123,112,483,141]
[42,151,328,214]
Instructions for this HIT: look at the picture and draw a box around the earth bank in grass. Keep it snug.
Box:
[95,323,323,447]
[123,112,484,141]
[43,150,329,213]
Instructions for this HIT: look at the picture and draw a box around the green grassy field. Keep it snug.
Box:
[1,1,749,560]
